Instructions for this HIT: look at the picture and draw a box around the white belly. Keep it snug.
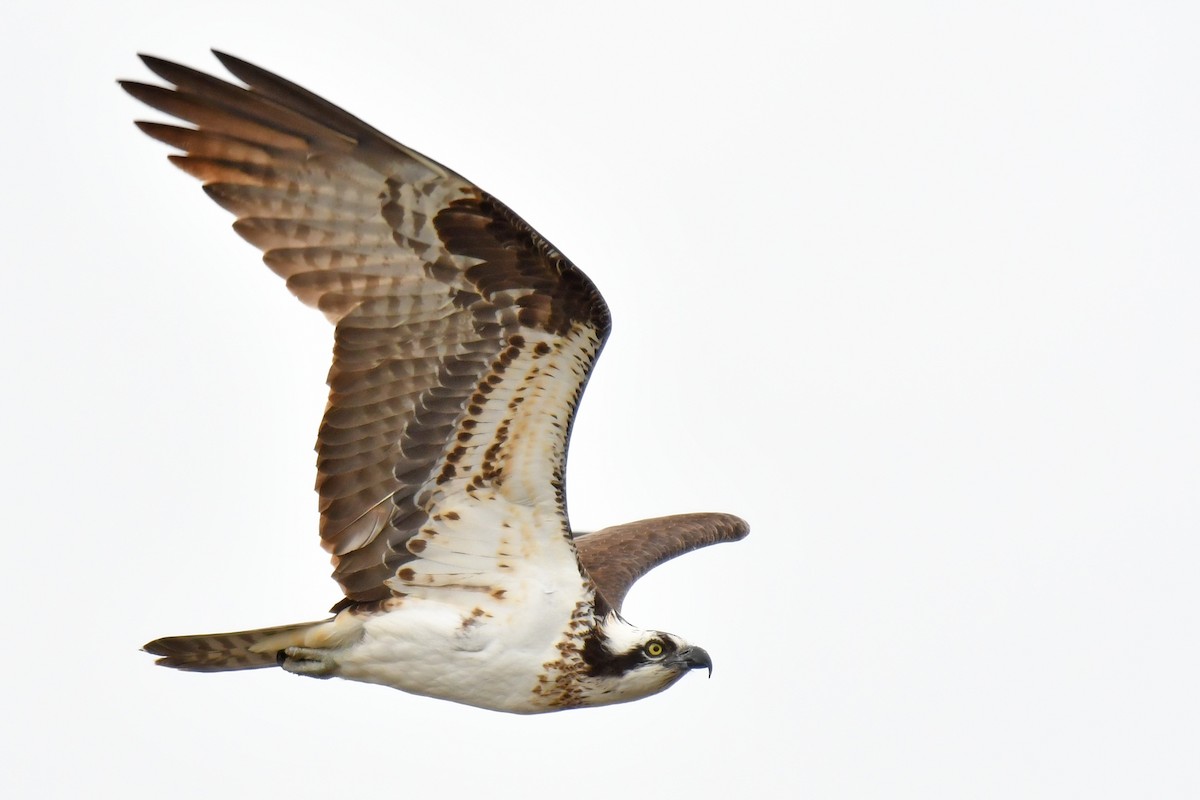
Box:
[324,480,593,712]
[332,582,588,713]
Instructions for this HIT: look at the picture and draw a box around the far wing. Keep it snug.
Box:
[574,513,749,613]
[123,53,611,603]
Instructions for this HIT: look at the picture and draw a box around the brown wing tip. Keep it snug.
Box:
[136,53,188,83]
[211,50,255,78]
[659,512,750,544]
[116,79,159,104]
[711,513,750,542]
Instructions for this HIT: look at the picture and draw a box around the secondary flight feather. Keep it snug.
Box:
[123,52,747,713]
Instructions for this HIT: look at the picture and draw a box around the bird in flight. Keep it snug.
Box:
[122,52,748,713]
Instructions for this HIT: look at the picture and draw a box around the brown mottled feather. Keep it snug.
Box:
[575,513,750,613]
[122,52,610,603]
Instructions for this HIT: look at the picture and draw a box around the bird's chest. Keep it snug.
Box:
[338,580,595,713]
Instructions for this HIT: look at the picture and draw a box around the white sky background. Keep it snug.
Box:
[3,1,1198,797]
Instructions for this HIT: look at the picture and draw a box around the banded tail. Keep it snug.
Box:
[144,620,328,672]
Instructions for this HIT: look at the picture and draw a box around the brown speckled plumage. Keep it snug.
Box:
[125,53,747,710]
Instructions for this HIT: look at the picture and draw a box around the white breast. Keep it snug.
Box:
[331,502,593,713]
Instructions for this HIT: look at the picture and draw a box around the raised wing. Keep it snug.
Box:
[122,53,610,603]
[574,513,749,613]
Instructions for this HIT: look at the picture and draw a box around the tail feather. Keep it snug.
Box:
[144,620,328,672]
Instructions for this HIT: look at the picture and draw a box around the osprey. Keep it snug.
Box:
[123,52,748,713]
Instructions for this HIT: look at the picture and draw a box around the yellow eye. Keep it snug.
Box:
[645,641,664,658]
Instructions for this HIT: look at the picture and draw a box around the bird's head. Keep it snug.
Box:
[577,612,712,706]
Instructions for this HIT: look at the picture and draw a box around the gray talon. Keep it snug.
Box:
[280,647,336,678]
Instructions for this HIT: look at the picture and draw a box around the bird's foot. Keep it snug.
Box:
[279,646,336,679]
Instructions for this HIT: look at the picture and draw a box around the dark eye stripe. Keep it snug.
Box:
[583,631,677,676]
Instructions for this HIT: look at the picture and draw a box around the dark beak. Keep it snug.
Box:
[673,645,713,678]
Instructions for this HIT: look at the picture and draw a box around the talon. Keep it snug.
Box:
[280,646,336,678]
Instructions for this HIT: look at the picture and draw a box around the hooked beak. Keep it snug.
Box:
[672,645,713,678]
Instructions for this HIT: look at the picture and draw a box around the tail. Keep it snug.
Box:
[144,620,329,672]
